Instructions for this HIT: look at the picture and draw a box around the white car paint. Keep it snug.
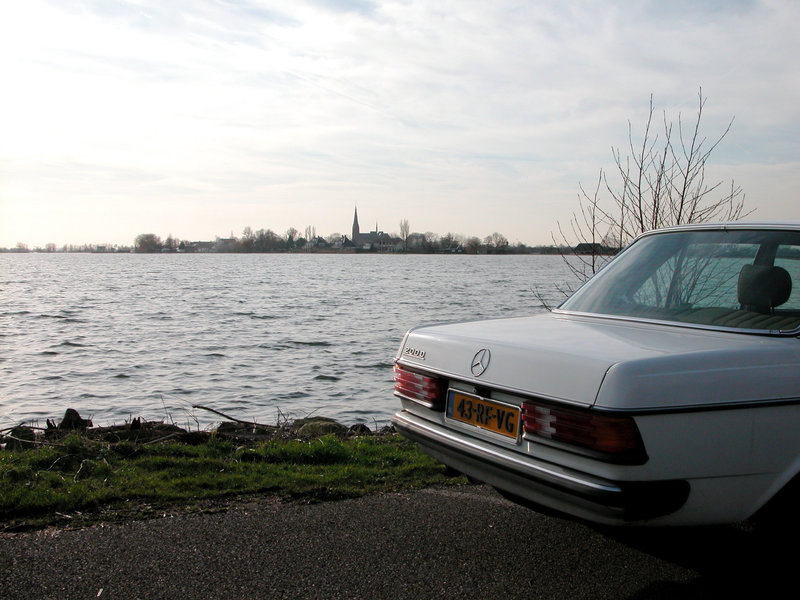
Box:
[392,224,800,526]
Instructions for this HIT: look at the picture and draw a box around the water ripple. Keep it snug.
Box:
[0,253,567,427]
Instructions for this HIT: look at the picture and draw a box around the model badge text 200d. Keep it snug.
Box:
[392,224,800,527]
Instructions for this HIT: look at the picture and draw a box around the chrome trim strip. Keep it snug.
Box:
[595,395,800,415]
[393,390,439,409]
[552,309,800,337]
[392,411,622,496]
[632,222,800,237]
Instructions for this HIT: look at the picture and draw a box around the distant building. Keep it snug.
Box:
[182,241,215,253]
[308,236,330,249]
[214,238,237,252]
[350,207,402,251]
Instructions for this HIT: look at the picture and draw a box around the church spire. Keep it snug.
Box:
[352,206,360,241]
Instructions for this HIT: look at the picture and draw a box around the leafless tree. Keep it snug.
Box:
[555,89,749,294]
[399,219,410,251]
[285,227,298,248]
[134,233,162,253]
[485,232,509,252]
[465,236,482,254]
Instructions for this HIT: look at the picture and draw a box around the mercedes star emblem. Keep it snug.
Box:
[470,348,491,377]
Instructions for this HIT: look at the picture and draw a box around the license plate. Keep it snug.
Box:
[446,390,520,439]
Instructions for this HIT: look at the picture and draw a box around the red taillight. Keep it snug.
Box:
[394,364,445,409]
[521,401,645,462]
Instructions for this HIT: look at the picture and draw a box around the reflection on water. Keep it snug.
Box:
[0,253,571,428]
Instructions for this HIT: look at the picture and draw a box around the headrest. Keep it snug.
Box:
[738,264,792,312]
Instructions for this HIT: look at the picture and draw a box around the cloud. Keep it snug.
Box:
[308,0,378,16]
[1,0,799,247]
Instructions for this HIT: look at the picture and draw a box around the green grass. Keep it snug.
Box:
[0,432,463,530]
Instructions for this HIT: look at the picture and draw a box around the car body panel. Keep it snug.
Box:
[392,224,800,526]
[399,313,800,411]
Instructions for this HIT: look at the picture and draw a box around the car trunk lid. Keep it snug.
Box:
[396,313,798,409]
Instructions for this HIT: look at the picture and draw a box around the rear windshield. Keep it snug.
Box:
[559,229,800,333]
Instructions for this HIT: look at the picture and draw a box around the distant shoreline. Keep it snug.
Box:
[1,247,612,256]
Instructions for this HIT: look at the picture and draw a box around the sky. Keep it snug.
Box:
[1,0,799,248]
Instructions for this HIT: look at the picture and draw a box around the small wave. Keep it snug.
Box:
[40,350,59,356]
[35,313,84,322]
[170,388,196,395]
[356,362,394,370]
[313,374,340,381]
[204,352,226,358]
[289,341,332,347]
[59,341,86,348]
[280,391,310,399]
[112,373,131,379]
[234,311,277,320]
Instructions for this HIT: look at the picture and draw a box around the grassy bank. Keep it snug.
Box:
[0,428,463,531]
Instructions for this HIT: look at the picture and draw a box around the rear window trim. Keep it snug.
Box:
[552,307,800,337]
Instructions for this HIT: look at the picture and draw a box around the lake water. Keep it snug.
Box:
[0,253,572,430]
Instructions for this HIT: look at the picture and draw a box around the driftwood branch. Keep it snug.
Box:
[191,405,275,429]
[1,433,46,446]
[142,432,183,446]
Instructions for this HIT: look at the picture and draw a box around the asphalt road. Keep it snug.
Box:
[0,485,791,599]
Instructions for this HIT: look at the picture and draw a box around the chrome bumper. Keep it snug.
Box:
[393,410,689,523]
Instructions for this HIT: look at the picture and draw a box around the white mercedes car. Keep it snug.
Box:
[392,223,800,526]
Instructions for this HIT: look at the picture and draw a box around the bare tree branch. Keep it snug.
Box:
[552,89,749,298]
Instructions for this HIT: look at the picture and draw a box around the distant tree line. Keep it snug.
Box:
[128,227,566,255]
[0,242,132,253]
[3,227,571,255]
